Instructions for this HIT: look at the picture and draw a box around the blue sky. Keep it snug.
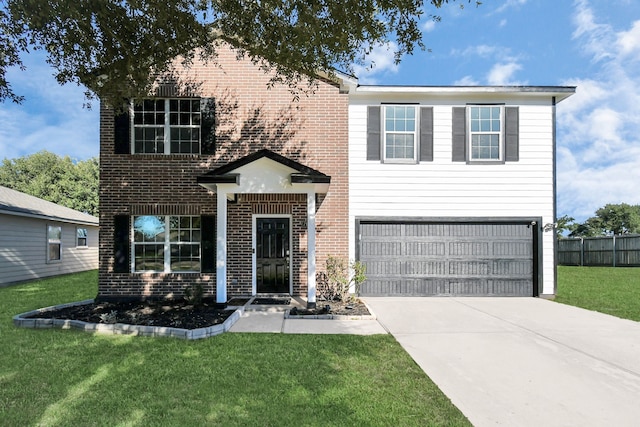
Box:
[0,0,639,222]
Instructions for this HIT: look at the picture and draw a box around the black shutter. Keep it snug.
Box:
[419,107,434,162]
[367,106,381,161]
[201,215,216,273]
[504,107,519,162]
[113,215,130,273]
[201,98,216,155]
[114,103,130,154]
[452,107,467,162]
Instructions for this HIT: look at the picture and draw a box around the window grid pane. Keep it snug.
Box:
[133,216,200,272]
[470,106,502,160]
[168,99,200,154]
[384,106,416,160]
[133,98,201,154]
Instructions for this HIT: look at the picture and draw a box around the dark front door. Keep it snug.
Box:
[256,218,290,294]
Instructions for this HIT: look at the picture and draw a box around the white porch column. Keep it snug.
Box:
[216,192,228,303]
[307,191,317,308]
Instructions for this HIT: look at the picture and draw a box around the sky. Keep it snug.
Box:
[0,0,639,222]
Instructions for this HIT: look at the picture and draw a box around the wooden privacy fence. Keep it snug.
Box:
[558,235,640,267]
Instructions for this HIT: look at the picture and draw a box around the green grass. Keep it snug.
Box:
[0,271,469,427]
[556,266,640,322]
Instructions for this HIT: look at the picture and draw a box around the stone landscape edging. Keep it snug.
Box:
[284,300,377,320]
[13,299,244,340]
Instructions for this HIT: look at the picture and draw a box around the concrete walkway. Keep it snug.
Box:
[228,300,386,335]
[364,297,640,427]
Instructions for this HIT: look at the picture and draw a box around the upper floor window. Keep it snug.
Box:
[47,225,62,262]
[469,106,502,161]
[132,99,201,154]
[384,105,417,162]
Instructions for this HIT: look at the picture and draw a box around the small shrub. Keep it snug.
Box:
[316,256,366,303]
[183,283,204,307]
[99,310,118,324]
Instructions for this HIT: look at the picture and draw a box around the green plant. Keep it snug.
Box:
[317,256,367,303]
[98,310,118,324]
[183,283,204,307]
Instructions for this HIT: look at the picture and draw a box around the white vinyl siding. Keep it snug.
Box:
[0,215,99,285]
[349,99,556,295]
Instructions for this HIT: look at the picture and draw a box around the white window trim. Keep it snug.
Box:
[131,215,201,273]
[130,99,201,155]
[76,227,88,248]
[467,105,504,163]
[382,105,419,163]
[47,224,62,263]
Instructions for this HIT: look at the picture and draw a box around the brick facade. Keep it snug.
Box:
[99,45,349,300]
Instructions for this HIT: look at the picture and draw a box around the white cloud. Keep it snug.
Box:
[454,75,480,86]
[451,44,501,58]
[423,20,437,32]
[491,0,528,15]
[556,1,640,220]
[617,20,640,58]
[486,62,526,85]
[572,0,616,62]
[352,42,399,84]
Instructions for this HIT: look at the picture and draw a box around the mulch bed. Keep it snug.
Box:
[290,299,371,316]
[26,299,235,330]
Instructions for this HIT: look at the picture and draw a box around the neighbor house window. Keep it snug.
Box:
[76,228,88,247]
[47,225,62,262]
[469,106,502,161]
[384,105,417,161]
[133,216,201,272]
[132,99,201,154]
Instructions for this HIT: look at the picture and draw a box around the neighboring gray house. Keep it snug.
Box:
[0,186,99,285]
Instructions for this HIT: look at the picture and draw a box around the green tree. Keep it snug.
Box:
[568,203,640,237]
[556,214,577,238]
[0,151,99,215]
[0,0,478,107]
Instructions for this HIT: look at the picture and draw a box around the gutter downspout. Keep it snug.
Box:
[552,96,558,296]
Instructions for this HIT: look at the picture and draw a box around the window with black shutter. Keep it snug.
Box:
[366,105,434,163]
[114,98,216,155]
[452,105,519,163]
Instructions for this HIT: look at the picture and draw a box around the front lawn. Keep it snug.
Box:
[556,266,640,322]
[0,271,469,426]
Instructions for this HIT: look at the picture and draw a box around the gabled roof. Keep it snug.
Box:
[197,149,330,185]
[0,186,99,226]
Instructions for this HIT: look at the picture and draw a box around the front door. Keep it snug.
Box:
[256,218,290,294]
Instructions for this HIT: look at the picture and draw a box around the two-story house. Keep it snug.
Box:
[98,44,574,305]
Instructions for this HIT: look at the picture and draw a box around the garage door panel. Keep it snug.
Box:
[494,241,531,256]
[359,221,534,297]
[449,242,490,256]
[406,242,446,256]
[405,261,447,275]
[493,260,532,275]
[361,241,402,256]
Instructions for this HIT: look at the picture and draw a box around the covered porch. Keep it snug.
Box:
[197,149,330,308]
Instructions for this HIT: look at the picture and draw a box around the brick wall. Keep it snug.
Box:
[99,44,349,300]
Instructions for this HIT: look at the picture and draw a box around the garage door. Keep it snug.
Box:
[358,221,535,297]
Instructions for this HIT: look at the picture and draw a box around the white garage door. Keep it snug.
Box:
[358,221,535,297]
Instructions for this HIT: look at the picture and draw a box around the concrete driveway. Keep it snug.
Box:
[363,297,640,427]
